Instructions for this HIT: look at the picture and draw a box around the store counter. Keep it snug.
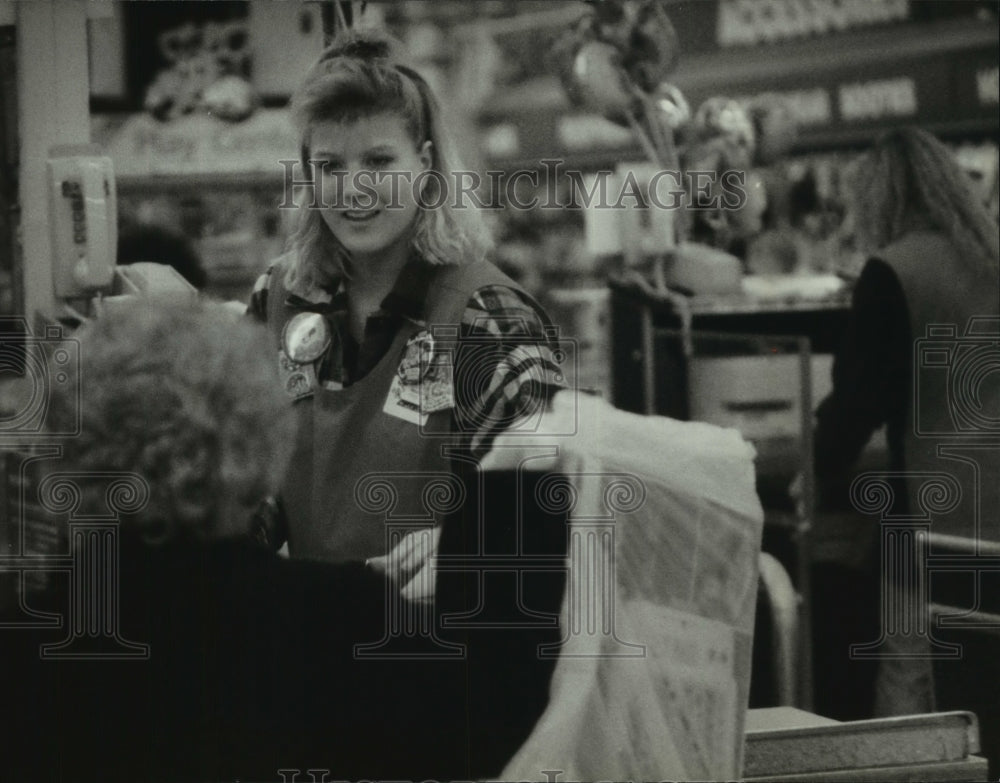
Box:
[608,272,853,419]
[607,273,888,712]
[744,708,989,781]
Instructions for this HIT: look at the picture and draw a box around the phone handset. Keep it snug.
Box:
[48,144,117,298]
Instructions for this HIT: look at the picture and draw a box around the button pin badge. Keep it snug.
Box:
[282,312,331,364]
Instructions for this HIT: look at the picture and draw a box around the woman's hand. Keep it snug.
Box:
[366,525,442,604]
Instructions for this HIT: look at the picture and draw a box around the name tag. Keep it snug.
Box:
[383,371,428,425]
[382,330,455,424]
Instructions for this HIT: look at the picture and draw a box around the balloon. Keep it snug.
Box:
[572,40,633,117]
[622,0,680,92]
[694,97,756,154]
[590,0,630,47]
[550,19,595,109]
[654,83,690,130]
[749,100,798,165]
[202,75,256,122]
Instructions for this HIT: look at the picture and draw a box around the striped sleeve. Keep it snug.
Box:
[456,285,567,459]
[246,268,273,323]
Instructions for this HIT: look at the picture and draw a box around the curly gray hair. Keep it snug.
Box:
[47,302,294,544]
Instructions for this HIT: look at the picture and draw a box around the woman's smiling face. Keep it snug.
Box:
[309,112,431,264]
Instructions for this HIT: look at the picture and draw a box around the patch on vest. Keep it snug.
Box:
[383,330,454,424]
[278,312,332,400]
[278,350,317,401]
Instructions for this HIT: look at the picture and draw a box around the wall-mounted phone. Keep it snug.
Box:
[48,144,117,298]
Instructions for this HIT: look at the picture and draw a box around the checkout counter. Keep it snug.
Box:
[610,271,857,709]
[744,708,989,781]
[608,270,999,778]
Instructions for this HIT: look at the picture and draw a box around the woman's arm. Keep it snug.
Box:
[245,267,274,323]
[453,285,567,458]
[814,258,910,477]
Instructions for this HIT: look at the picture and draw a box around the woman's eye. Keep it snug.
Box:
[320,161,345,175]
[367,155,394,169]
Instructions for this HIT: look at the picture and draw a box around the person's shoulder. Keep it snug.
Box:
[858,256,904,291]
[877,230,955,267]
[256,250,297,291]
[851,258,906,320]
[462,283,552,340]
[248,251,296,322]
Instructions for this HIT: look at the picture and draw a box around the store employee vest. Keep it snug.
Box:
[266,257,527,563]
[879,230,1000,541]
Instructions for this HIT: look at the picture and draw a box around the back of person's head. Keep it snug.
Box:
[285,28,492,290]
[847,126,1000,270]
[117,222,209,289]
[46,302,293,545]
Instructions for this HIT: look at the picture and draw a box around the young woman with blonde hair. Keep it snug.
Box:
[248,30,565,568]
[245,37,568,774]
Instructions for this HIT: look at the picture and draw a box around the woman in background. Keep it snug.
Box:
[811,127,999,719]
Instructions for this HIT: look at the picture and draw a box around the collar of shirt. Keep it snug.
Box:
[283,252,431,320]
[283,252,434,385]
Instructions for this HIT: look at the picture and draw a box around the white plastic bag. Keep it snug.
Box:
[488,392,764,781]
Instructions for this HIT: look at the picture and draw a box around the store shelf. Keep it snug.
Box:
[744,710,988,781]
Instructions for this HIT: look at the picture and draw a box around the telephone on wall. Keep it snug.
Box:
[47,144,117,298]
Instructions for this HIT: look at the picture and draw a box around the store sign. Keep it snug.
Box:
[716,0,909,48]
[838,77,917,122]
[92,109,299,178]
[732,88,833,126]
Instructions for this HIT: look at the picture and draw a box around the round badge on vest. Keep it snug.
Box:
[282,312,332,364]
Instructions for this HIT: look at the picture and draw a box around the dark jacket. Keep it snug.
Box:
[1,470,566,782]
[815,236,1000,535]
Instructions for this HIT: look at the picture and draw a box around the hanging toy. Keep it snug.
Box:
[654,83,691,130]
[202,75,256,122]
[620,0,680,94]
[143,19,256,123]
[748,98,798,165]
[693,97,756,155]
[572,40,634,120]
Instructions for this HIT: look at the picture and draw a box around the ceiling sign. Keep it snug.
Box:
[715,0,909,48]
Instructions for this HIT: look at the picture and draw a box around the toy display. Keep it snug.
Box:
[144,20,256,123]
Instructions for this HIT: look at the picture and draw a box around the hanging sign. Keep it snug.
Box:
[91,109,299,178]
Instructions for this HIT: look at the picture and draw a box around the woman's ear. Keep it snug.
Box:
[418,139,433,173]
